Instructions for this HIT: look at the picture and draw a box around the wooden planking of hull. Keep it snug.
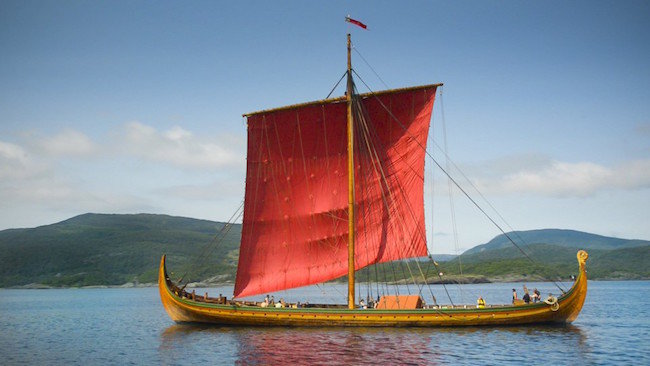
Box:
[158,251,589,327]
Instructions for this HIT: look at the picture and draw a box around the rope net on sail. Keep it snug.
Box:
[234,85,437,298]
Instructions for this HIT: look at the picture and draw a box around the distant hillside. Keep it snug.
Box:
[0,213,241,287]
[442,243,650,281]
[1,215,648,288]
[464,229,650,255]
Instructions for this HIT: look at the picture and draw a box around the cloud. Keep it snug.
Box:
[0,141,29,175]
[0,141,28,163]
[475,158,650,197]
[0,140,46,180]
[0,121,244,229]
[1,130,99,196]
[119,121,243,169]
[1,138,114,210]
[34,129,97,156]
[0,139,86,213]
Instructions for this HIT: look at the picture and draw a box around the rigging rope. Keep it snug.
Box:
[353,84,417,296]
[353,79,416,299]
[177,200,245,287]
[440,87,467,302]
[326,71,348,99]
[352,46,390,90]
[350,77,451,305]
[352,69,455,304]
[352,70,566,294]
[428,139,568,292]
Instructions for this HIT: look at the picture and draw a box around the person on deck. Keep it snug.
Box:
[512,289,518,303]
[477,296,486,309]
[523,288,531,304]
[533,288,541,302]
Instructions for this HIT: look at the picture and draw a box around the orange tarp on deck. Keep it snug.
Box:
[376,295,423,309]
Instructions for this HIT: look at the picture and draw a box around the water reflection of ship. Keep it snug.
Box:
[159,323,589,364]
[234,328,437,365]
[160,324,437,365]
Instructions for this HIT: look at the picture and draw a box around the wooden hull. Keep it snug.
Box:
[159,251,589,327]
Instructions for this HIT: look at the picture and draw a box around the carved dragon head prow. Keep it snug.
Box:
[577,250,589,270]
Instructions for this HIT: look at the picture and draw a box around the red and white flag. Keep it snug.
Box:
[345,16,367,30]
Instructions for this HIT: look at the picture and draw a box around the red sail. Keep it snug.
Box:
[234,85,438,298]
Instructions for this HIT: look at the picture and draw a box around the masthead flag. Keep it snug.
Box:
[345,16,367,30]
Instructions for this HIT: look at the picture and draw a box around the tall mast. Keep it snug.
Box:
[346,33,356,310]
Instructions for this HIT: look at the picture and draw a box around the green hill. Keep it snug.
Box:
[448,229,650,281]
[441,243,650,281]
[0,213,241,287]
[0,214,648,288]
[464,229,650,255]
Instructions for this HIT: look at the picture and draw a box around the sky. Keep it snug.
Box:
[1,1,649,254]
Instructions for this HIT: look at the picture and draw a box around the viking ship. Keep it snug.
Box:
[159,34,589,326]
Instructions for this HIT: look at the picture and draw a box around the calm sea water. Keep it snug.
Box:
[1,281,648,365]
